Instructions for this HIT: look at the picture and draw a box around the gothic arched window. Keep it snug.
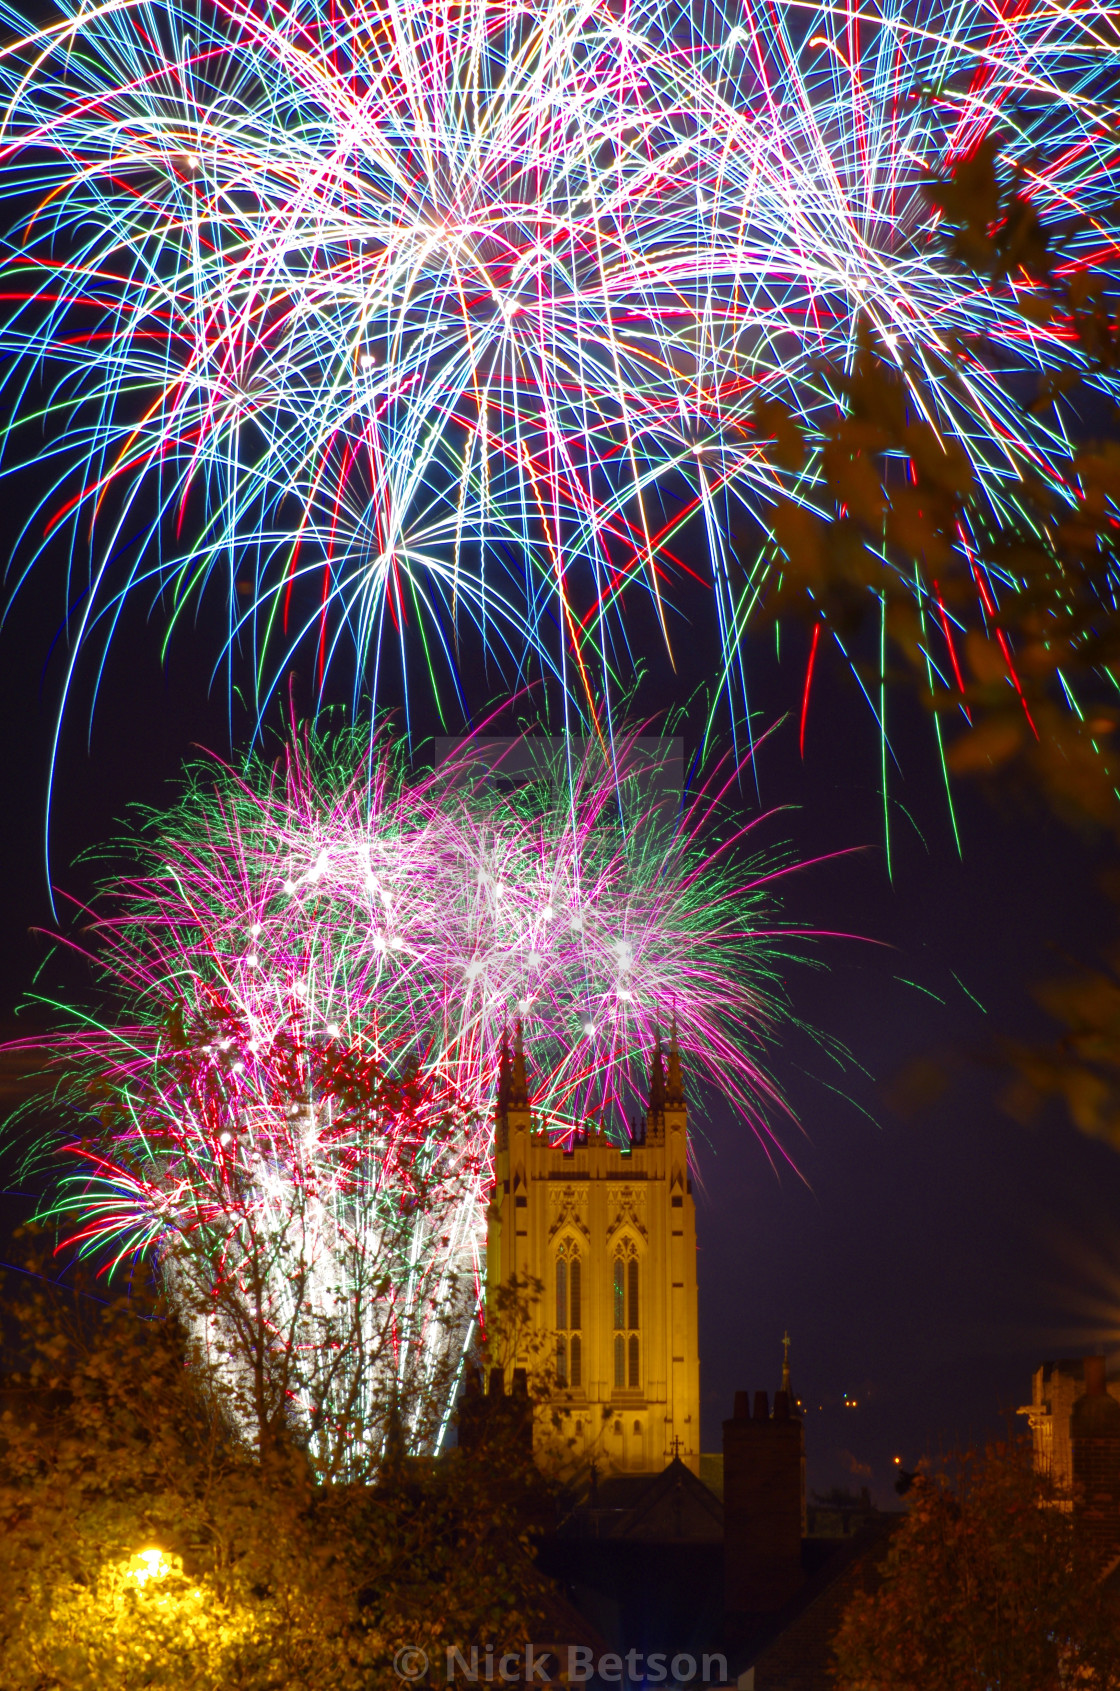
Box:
[612,1244,641,1391]
[556,1242,582,1389]
[556,1257,568,1332]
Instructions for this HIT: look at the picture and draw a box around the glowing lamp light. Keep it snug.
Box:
[125,1547,171,1586]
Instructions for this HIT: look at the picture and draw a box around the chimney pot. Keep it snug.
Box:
[753,1390,769,1422]
[733,1390,750,1421]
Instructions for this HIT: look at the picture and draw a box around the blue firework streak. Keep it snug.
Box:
[0,0,1115,733]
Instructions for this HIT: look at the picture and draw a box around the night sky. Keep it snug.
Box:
[4,507,1120,1511]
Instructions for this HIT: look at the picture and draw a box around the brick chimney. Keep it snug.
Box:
[723,1386,805,1617]
[1072,1354,1120,1554]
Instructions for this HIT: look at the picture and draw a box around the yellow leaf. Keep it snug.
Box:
[751,397,806,472]
[945,716,1024,773]
[965,630,1011,685]
[903,421,974,496]
[821,441,885,529]
[771,499,825,585]
[885,486,954,568]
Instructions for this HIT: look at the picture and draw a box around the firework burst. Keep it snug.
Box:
[0,0,1115,735]
[13,727,803,1466]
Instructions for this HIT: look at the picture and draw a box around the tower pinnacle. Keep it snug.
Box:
[666,1011,684,1106]
[647,1035,666,1115]
[496,1026,511,1117]
[510,1019,529,1110]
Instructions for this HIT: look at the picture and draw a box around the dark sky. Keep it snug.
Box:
[3,517,1120,1509]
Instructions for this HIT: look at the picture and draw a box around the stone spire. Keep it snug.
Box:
[781,1330,792,1398]
[666,1010,684,1107]
[510,1019,529,1110]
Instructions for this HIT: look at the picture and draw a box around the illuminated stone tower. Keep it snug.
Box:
[486,1021,701,1476]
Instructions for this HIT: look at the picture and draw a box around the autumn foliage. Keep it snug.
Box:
[0,1251,552,1691]
[832,1440,1120,1691]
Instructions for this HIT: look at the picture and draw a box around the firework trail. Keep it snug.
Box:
[14,728,802,1467]
[0,0,1115,732]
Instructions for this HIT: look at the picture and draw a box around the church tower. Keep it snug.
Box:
[486,1020,701,1476]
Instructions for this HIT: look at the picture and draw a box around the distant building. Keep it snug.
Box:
[1021,1356,1120,1550]
[806,1487,878,1539]
[1020,1358,1120,1494]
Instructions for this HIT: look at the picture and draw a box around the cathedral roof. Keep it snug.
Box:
[570,1458,723,1544]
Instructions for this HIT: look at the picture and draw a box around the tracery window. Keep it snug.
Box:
[556,1257,568,1332]
[556,1240,582,1389]
[612,1243,640,1390]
